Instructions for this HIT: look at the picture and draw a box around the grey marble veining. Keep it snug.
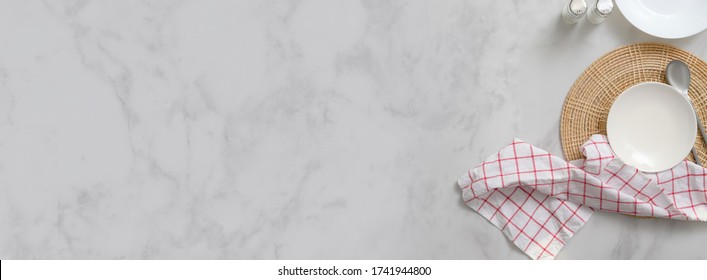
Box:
[1,0,706,259]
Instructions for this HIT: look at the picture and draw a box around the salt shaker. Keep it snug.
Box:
[587,0,614,24]
[562,0,587,24]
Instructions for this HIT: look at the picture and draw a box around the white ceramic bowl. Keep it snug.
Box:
[607,82,697,172]
[616,0,707,39]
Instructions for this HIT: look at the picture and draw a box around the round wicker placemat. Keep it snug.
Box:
[560,43,707,165]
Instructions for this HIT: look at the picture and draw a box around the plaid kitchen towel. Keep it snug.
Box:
[457,135,707,260]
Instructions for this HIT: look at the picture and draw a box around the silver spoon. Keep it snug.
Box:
[666,60,706,165]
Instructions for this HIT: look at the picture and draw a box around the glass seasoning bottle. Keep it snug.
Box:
[587,0,614,24]
[562,0,588,24]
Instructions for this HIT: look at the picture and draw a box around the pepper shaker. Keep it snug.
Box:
[587,0,614,24]
[562,0,587,24]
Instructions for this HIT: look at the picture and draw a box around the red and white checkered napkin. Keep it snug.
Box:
[457,135,707,260]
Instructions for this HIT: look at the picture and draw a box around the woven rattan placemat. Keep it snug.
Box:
[560,43,707,165]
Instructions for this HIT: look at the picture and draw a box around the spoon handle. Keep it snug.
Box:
[683,95,706,165]
[692,147,702,166]
[696,115,707,152]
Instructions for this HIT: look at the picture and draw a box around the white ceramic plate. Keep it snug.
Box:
[607,82,697,172]
[616,0,707,39]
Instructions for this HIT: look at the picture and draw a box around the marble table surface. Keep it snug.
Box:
[1,0,706,259]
